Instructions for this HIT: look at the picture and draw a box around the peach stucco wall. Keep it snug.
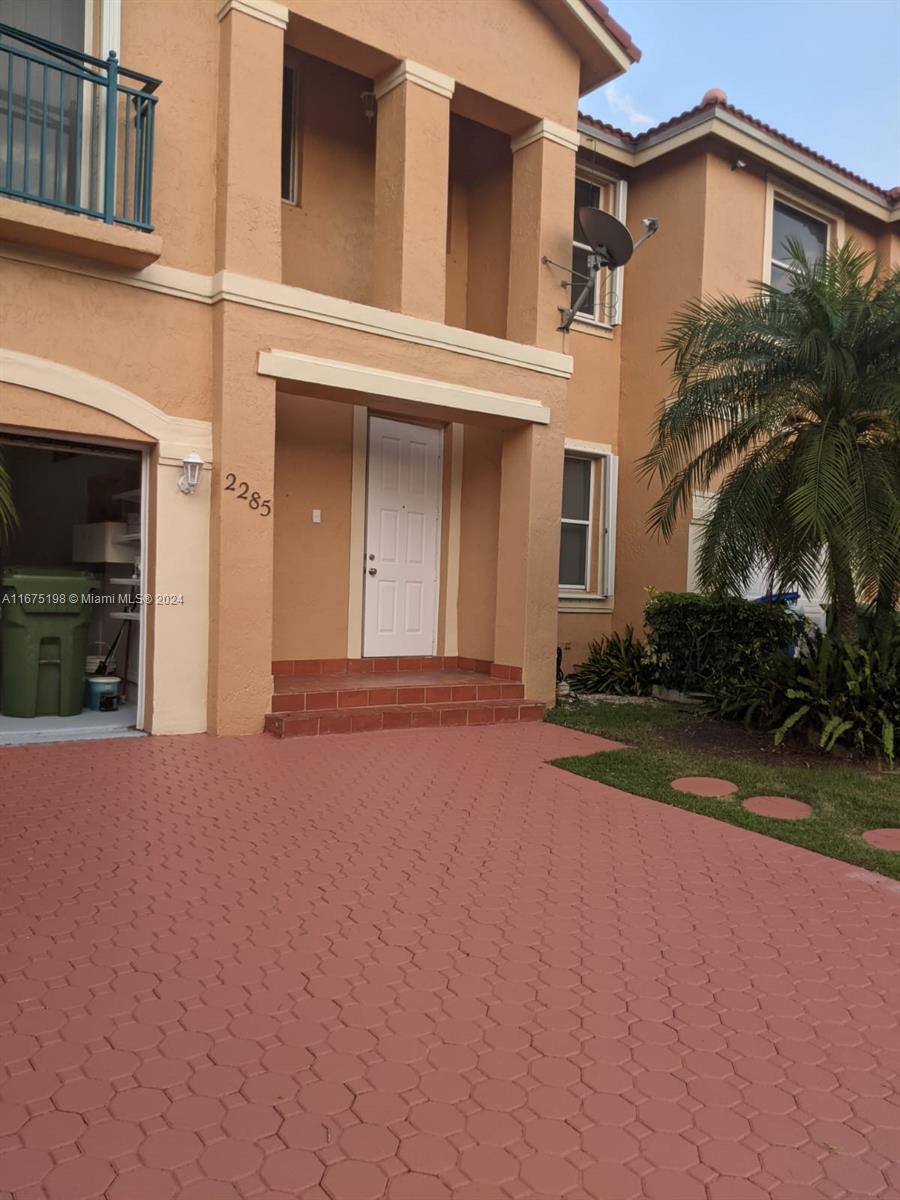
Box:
[614,153,708,635]
[281,52,376,303]
[120,0,218,275]
[0,262,212,423]
[446,117,514,339]
[273,394,353,660]
[458,426,503,661]
[0,382,152,444]
[287,0,582,127]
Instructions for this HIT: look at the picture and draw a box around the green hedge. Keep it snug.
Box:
[644,591,796,696]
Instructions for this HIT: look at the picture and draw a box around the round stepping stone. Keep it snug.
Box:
[742,795,812,821]
[671,776,737,798]
[861,828,900,851]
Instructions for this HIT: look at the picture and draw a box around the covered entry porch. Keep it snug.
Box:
[211,347,565,736]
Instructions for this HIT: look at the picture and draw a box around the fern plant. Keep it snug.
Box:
[775,627,900,764]
[569,627,656,696]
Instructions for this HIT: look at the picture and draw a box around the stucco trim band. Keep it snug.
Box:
[511,120,579,155]
[258,350,551,425]
[216,0,289,31]
[0,349,213,464]
[374,60,455,101]
[0,247,573,380]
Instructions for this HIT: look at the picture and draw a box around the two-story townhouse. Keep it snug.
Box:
[0,0,639,741]
[558,89,899,674]
[0,2,896,744]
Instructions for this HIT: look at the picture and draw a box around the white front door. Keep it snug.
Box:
[364,416,442,657]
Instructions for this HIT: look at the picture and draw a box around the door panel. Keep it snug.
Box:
[364,417,441,657]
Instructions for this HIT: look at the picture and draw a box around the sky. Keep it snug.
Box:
[580,0,900,190]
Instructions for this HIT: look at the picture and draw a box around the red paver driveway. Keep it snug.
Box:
[1,723,899,1200]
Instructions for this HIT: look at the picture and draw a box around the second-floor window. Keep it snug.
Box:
[770,200,828,291]
[281,58,301,204]
[571,175,627,326]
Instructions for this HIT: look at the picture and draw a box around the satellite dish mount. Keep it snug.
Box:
[543,209,659,332]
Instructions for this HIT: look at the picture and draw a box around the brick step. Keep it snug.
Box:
[271,676,525,713]
[265,699,545,738]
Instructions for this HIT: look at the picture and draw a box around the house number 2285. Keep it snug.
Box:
[224,473,272,516]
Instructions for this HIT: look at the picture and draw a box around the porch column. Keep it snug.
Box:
[207,309,277,735]
[493,418,566,705]
[506,120,578,348]
[372,61,454,320]
[215,0,287,279]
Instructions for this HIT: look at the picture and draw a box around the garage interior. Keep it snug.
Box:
[0,433,145,746]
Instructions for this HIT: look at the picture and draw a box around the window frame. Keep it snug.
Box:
[558,443,619,604]
[764,180,844,290]
[559,453,595,592]
[571,170,627,330]
[281,49,303,206]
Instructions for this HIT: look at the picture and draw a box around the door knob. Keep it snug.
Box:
[368,567,377,575]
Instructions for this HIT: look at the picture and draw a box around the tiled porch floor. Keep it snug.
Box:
[1,724,899,1199]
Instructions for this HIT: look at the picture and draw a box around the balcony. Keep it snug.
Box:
[0,23,161,267]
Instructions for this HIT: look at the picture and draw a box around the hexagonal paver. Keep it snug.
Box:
[0,723,898,1200]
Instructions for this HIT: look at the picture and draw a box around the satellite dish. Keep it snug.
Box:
[577,207,634,268]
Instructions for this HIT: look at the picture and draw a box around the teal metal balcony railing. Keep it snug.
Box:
[0,23,160,231]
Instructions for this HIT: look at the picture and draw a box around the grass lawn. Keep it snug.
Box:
[547,701,900,881]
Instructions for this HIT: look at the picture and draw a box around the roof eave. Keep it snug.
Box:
[534,0,640,95]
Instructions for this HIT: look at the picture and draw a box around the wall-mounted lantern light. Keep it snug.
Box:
[177,451,204,495]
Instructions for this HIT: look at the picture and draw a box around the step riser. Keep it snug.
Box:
[271,682,525,712]
[266,704,544,738]
[272,656,522,681]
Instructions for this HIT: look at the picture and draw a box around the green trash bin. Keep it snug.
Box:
[0,568,102,718]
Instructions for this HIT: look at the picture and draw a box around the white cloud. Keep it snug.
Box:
[603,81,656,132]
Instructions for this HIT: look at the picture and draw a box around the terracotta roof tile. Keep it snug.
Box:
[578,99,897,202]
[580,0,642,63]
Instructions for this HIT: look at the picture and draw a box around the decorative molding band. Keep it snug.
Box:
[374,60,455,101]
[217,271,572,377]
[216,0,289,31]
[0,245,573,379]
[257,350,551,426]
[0,349,213,462]
[511,119,579,155]
[564,437,613,455]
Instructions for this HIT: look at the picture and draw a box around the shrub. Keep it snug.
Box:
[644,591,797,698]
[775,627,900,765]
[569,626,655,696]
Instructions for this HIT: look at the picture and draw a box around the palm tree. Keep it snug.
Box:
[0,450,16,547]
[640,241,900,645]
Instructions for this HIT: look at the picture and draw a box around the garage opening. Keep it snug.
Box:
[0,431,146,745]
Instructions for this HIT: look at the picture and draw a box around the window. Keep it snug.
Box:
[559,449,618,598]
[281,60,301,203]
[560,455,592,588]
[770,200,828,291]
[571,175,622,325]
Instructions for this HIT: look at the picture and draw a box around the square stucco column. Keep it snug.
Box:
[493,417,566,705]
[207,309,277,735]
[373,61,454,321]
[215,0,287,279]
[507,120,578,349]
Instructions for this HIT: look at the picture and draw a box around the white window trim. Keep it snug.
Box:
[560,454,594,592]
[763,178,845,286]
[99,0,121,56]
[559,440,618,602]
[571,173,627,330]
